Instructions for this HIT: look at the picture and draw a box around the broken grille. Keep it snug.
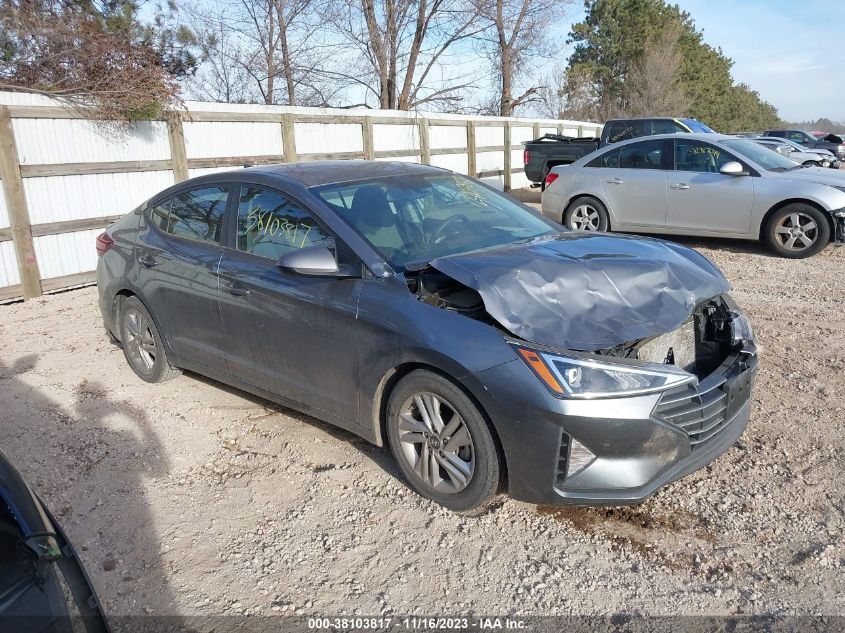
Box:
[654,378,730,449]
[555,433,569,487]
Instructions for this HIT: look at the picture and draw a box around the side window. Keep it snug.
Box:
[236,187,334,261]
[587,148,620,168]
[149,199,171,231]
[651,120,683,135]
[618,140,664,170]
[675,141,735,173]
[166,186,229,244]
[605,121,648,144]
[787,131,806,143]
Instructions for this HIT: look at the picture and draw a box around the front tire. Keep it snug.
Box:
[386,370,501,513]
[763,203,830,259]
[564,196,609,232]
[803,161,821,167]
[119,296,181,383]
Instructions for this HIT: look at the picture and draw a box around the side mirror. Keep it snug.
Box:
[719,161,746,176]
[277,246,339,276]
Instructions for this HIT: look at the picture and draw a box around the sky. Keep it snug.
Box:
[171,0,845,123]
[580,0,845,122]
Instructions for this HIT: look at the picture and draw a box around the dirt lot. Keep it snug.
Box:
[1,215,844,622]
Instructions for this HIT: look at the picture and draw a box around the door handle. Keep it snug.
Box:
[671,183,690,190]
[138,254,158,268]
[606,177,624,185]
[220,279,250,297]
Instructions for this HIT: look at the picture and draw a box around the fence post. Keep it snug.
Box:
[466,121,477,178]
[577,124,584,137]
[282,114,297,162]
[533,122,540,139]
[503,121,512,191]
[166,112,189,182]
[557,123,564,136]
[0,106,41,299]
[362,116,374,160]
[418,117,431,165]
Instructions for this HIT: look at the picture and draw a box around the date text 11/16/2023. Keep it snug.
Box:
[307,617,527,630]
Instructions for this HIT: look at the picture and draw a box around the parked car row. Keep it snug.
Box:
[541,132,845,258]
[764,129,845,160]
[751,137,840,169]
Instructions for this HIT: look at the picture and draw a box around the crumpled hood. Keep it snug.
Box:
[430,232,731,350]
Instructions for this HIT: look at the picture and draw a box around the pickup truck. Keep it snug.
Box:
[763,130,845,161]
[523,116,715,187]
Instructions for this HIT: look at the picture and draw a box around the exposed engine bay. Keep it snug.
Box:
[593,297,736,378]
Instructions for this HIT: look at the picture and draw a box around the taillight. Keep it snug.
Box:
[524,149,530,165]
[96,232,114,256]
[544,172,559,188]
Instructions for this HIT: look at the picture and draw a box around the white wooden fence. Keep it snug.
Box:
[0,92,601,301]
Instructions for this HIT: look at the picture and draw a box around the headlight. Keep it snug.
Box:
[729,311,754,346]
[513,344,695,399]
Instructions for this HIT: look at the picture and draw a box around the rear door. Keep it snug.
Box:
[666,139,754,234]
[136,185,231,369]
[216,183,363,422]
[598,139,669,228]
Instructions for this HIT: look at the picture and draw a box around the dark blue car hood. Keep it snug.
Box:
[430,232,731,350]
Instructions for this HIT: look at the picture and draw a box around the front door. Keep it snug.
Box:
[667,140,754,234]
[598,139,669,228]
[135,185,230,369]
[216,184,363,424]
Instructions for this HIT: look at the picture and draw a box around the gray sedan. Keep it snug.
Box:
[542,133,845,258]
[96,161,758,511]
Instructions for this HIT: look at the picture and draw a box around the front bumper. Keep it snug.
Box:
[469,342,758,506]
[834,210,845,245]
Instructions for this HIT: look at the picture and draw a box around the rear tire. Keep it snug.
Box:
[386,370,501,514]
[564,196,609,232]
[119,296,181,383]
[763,203,830,259]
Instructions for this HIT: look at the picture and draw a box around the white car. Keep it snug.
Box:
[754,137,839,169]
[541,133,845,258]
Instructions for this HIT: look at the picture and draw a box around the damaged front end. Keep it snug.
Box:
[403,233,758,504]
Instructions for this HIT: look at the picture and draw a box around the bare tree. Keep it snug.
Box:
[625,22,689,117]
[185,0,342,106]
[474,0,571,116]
[326,0,484,110]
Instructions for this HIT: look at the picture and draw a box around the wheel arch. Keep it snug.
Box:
[759,198,835,242]
[562,193,613,230]
[371,362,508,492]
[110,289,176,357]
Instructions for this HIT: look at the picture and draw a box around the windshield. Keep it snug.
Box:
[722,139,800,170]
[312,173,556,269]
[681,118,715,133]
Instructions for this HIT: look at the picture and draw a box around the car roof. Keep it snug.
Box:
[231,160,446,188]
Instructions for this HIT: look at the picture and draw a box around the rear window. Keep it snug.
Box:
[587,148,621,168]
[618,140,664,169]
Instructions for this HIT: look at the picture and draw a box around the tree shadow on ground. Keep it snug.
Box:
[0,354,183,632]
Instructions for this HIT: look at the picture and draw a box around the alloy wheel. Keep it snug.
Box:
[396,392,475,493]
[774,212,819,252]
[124,309,157,373]
[570,204,601,231]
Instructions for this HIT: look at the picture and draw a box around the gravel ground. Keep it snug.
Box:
[1,206,844,622]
